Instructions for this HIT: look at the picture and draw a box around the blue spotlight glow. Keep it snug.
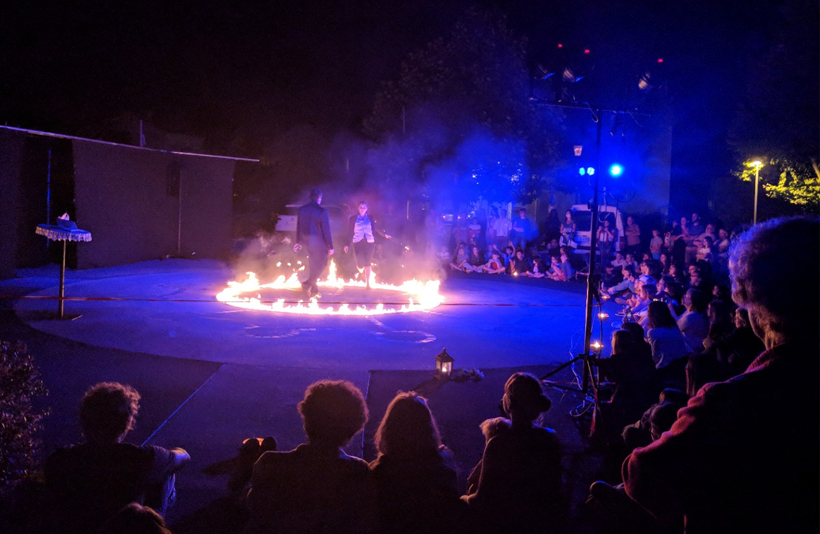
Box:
[609,164,623,177]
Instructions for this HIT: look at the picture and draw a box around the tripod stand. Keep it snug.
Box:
[542,290,607,417]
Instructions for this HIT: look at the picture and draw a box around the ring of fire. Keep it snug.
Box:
[216,261,443,316]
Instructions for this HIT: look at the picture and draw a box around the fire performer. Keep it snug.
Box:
[343,201,390,288]
[294,189,334,299]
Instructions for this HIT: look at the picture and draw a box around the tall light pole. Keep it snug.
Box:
[751,160,763,225]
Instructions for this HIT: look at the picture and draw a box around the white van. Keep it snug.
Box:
[570,204,624,253]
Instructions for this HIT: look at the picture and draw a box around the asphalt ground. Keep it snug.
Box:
[1,259,619,530]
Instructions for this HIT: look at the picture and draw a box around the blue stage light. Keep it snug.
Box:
[609,164,623,177]
[579,167,586,176]
[587,167,595,176]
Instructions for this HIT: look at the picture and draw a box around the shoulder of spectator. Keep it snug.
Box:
[169,447,191,469]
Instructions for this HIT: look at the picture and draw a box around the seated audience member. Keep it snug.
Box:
[478,250,506,274]
[674,288,710,351]
[526,256,547,278]
[667,262,684,283]
[558,253,575,280]
[702,299,736,352]
[623,217,820,534]
[686,299,738,395]
[547,254,573,281]
[645,301,692,371]
[624,252,638,272]
[463,373,562,534]
[606,265,636,295]
[44,383,190,534]
[98,503,173,534]
[246,380,375,534]
[466,417,512,496]
[604,252,627,282]
[547,255,565,281]
[509,249,531,276]
[658,252,671,274]
[586,389,689,534]
[484,242,502,262]
[620,322,653,360]
[449,242,469,271]
[621,388,689,453]
[712,282,731,302]
[501,245,515,268]
[369,392,465,534]
[590,330,659,445]
[715,307,765,374]
[461,245,485,273]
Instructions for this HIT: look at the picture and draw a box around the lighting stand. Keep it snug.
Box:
[541,107,609,438]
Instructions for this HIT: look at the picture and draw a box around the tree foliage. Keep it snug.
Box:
[729,0,819,212]
[364,7,564,203]
[0,341,49,498]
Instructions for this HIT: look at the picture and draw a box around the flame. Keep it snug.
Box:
[217,260,443,316]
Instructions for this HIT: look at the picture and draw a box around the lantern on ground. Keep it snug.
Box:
[435,348,454,379]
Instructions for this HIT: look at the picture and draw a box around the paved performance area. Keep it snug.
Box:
[12,259,600,371]
[2,259,621,527]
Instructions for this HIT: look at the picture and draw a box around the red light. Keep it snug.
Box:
[557,43,563,48]
[657,58,664,63]
[584,49,590,54]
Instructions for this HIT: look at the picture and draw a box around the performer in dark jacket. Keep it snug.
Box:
[343,201,390,288]
[294,189,334,298]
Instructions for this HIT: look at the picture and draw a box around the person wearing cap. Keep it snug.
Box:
[463,373,562,533]
[294,189,334,298]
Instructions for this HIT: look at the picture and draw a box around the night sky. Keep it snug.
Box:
[1,0,816,216]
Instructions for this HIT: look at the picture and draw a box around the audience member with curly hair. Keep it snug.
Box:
[245,380,375,534]
[44,382,190,534]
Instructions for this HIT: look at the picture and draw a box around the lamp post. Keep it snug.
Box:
[751,160,762,225]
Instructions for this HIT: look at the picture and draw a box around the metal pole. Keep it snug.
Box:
[177,171,183,256]
[59,240,66,318]
[581,110,603,392]
[46,149,52,249]
[753,165,759,225]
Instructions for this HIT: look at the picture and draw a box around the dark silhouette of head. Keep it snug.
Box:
[648,301,678,330]
[611,329,635,354]
[299,380,368,447]
[375,392,442,458]
[310,188,322,202]
[98,503,172,534]
[502,373,551,423]
[80,382,140,443]
[621,322,646,345]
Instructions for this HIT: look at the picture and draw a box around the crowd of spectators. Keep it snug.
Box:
[438,207,747,291]
[16,217,818,534]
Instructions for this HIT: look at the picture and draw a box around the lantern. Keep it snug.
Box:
[435,348,454,379]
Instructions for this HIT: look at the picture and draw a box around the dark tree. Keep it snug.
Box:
[364,7,565,203]
[728,0,820,212]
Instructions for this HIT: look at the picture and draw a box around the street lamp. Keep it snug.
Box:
[750,160,763,225]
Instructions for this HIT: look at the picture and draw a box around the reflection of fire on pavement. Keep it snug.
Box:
[217,261,443,316]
